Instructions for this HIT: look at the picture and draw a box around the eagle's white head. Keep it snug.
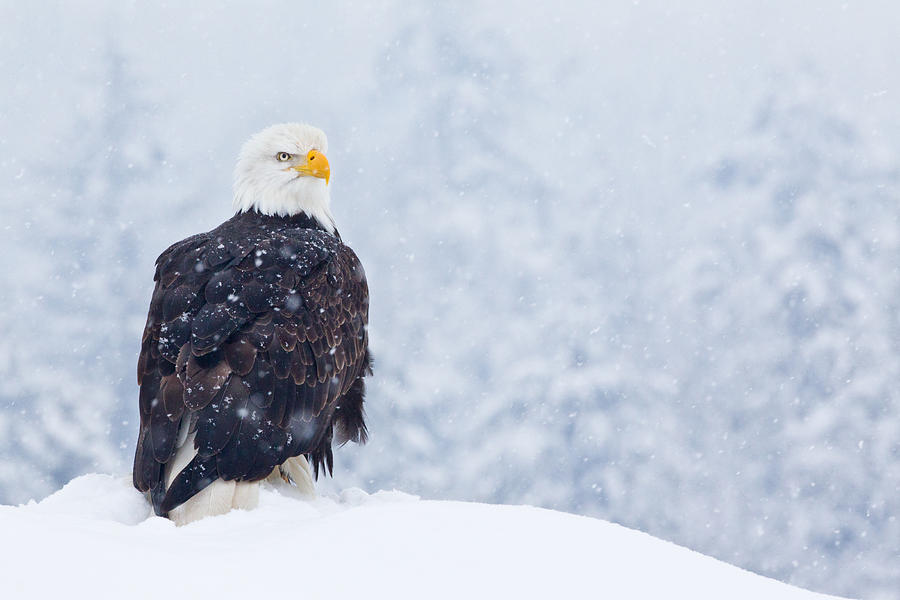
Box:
[232,123,335,233]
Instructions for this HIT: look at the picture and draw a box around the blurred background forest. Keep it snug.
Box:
[1,2,898,598]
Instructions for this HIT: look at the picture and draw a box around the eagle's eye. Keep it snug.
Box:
[276,152,292,162]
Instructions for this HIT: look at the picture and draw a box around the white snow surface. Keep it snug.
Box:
[1,475,843,600]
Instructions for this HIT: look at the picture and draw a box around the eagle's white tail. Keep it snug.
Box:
[163,431,315,526]
[167,479,259,526]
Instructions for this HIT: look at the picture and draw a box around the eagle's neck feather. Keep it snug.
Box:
[232,174,335,234]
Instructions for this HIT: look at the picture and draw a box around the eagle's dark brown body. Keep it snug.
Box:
[133,210,370,516]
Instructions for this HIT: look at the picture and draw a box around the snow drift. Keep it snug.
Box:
[0,475,843,600]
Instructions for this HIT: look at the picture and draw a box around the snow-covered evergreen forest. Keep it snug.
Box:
[0,2,897,598]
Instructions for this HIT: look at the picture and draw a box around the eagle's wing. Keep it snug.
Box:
[133,224,370,515]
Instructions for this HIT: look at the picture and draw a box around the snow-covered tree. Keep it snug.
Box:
[0,42,175,502]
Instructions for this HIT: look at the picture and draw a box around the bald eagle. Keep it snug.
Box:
[133,123,371,525]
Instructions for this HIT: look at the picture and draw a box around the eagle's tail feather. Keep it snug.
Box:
[157,432,316,525]
[159,430,261,525]
[231,480,260,510]
[167,479,259,526]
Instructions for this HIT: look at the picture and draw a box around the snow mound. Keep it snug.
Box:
[0,475,844,600]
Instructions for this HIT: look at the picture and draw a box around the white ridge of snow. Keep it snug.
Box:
[0,474,846,600]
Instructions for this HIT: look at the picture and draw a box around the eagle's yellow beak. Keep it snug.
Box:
[291,150,330,184]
